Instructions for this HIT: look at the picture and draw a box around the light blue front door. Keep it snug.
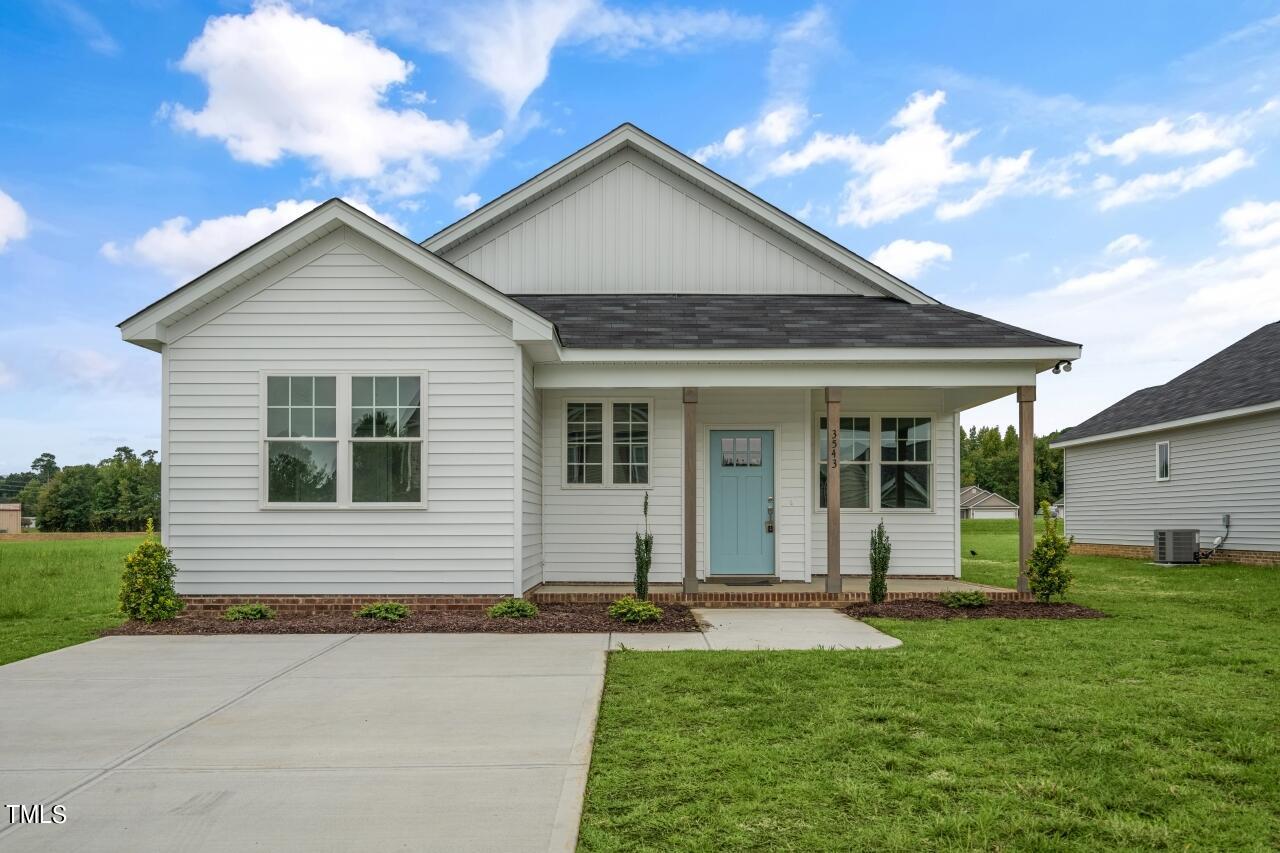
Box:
[709,430,776,575]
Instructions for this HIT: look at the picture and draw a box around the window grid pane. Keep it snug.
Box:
[611,402,649,484]
[880,417,932,508]
[352,376,422,439]
[567,402,603,484]
[817,416,871,507]
[267,376,336,440]
[352,441,422,503]
[266,440,337,503]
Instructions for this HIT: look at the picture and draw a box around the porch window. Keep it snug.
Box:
[817,416,870,509]
[565,400,650,486]
[265,376,338,503]
[351,376,423,503]
[880,417,931,508]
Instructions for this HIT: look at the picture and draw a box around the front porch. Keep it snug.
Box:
[529,577,1023,608]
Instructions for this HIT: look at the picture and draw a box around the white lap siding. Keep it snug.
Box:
[164,236,517,595]
[1063,410,1280,552]
[521,355,544,591]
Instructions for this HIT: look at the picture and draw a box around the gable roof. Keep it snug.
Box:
[118,199,556,351]
[1053,320,1280,446]
[511,294,1077,350]
[422,123,937,305]
[962,488,1018,509]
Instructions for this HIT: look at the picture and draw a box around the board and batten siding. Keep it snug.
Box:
[441,150,881,297]
[164,233,519,594]
[520,354,544,591]
[808,391,960,576]
[1063,410,1280,552]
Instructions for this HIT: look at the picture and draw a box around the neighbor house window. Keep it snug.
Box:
[265,376,338,503]
[1156,441,1170,481]
[263,373,425,507]
[351,376,423,503]
[565,400,650,486]
[817,416,870,509]
[880,417,932,509]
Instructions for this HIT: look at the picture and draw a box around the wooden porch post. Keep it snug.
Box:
[1017,385,1036,594]
[683,388,699,595]
[825,387,842,594]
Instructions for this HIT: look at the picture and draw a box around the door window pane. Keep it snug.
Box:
[267,441,337,503]
[352,442,421,503]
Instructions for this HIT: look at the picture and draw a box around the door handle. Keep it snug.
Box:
[766,496,775,533]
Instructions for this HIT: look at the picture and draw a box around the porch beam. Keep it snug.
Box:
[683,388,699,595]
[1017,385,1035,594]
[825,387,842,594]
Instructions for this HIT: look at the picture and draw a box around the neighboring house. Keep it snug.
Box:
[118,124,1080,608]
[0,504,20,534]
[1051,321,1280,566]
[960,487,1019,519]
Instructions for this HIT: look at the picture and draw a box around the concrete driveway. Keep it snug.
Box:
[0,634,607,852]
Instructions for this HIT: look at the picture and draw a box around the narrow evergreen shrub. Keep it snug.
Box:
[1028,500,1074,602]
[119,518,183,622]
[356,601,410,621]
[609,596,663,623]
[634,492,654,600]
[223,603,276,621]
[939,590,988,609]
[869,520,891,604]
[488,598,538,619]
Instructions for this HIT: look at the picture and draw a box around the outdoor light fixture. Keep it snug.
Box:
[1052,360,1073,374]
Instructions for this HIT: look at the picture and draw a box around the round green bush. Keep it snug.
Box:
[608,595,663,623]
[119,519,183,622]
[223,603,277,621]
[488,598,539,619]
[356,601,410,621]
[939,590,987,609]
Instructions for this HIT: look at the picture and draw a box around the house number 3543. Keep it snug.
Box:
[829,428,839,469]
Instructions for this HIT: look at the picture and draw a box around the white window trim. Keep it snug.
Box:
[1156,440,1170,482]
[812,413,937,514]
[258,370,429,510]
[561,397,654,489]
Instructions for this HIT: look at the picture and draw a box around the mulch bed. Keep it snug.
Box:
[845,599,1106,620]
[103,602,701,635]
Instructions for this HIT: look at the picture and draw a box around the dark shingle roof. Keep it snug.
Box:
[511,294,1075,349]
[1056,320,1280,443]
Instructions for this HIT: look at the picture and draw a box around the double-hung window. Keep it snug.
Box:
[263,374,425,507]
[814,414,934,511]
[817,416,870,508]
[880,417,932,508]
[565,400,650,487]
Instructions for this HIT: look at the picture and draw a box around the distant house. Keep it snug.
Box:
[1051,321,1280,566]
[960,486,1019,519]
[0,504,21,534]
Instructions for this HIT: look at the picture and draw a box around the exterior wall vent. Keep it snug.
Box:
[1153,529,1199,564]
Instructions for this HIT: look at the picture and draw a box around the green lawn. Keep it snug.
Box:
[0,535,141,665]
[580,519,1280,851]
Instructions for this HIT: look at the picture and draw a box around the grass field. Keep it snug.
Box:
[0,535,142,665]
[580,519,1280,851]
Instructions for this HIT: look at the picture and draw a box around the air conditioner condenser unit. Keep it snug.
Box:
[1154,529,1199,564]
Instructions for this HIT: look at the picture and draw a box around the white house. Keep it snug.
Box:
[119,125,1080,609]
[1051,321,1279,566]
[959,486,1019,520]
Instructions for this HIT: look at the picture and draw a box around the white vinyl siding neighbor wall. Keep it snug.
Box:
[1063,410,1280,553]
[163,232,519,595]
[521,355,544,591]
[441,150,882,296]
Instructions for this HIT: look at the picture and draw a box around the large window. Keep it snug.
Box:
[880,417,931,509]
[1156,441,1170,481]
[817,416,870,508]
[565,400,650,487]
[263,373,424,507]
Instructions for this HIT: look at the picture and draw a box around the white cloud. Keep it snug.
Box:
[693,106,807,163]
[1088,113,1247,163]
[1220,200,1280,247]
[102,198,399,282]
[869,239,952,279]
[48,0,120,56]
[1104,233,1151,256]
[387,0,763,117]
[55,349,122,384]
[936,150,1033,220]
[1049,256,1159,295]
[1097,148,1254,210]
[453,192,482,213]
[169,2,496,197]
[0,189,29,252]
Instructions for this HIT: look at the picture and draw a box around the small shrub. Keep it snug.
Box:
[634,492,654,601]
[939,590,988,609]
[222,602,276,621]
[608,596,663,623]
[1028,500,1074,602]
[488,598,538,619]
[119,518,183,622]
[869,520,891,604]
[356,601,410,621]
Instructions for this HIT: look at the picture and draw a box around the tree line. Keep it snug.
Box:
[1,449,161,532]
[959,425,1063,509]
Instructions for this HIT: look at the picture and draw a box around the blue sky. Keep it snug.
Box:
[3,0,1280,472]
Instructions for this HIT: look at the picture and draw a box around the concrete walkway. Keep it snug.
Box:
[0,634,607,852]
[610,609,903,651]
